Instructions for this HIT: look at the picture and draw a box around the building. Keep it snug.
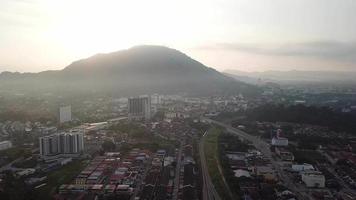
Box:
[16,168,36,177]
[275,147,294,161]
[59,105,72,123]
[301,171,325,188]
[271,129,288,146]
[254,166,277,182]
[128,96,151,120]
[0,140,12,151]
[234,169,251,178]
[271,137,288,146]
[39,131,84,157]
[291,163,314,172]
[151,94,161,105]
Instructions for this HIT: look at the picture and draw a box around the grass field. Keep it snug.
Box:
[36,160,87,199]
[204,127,232,200]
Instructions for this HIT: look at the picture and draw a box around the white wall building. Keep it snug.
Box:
[16,168,36,177]
[271,137,288,146]
[301,171,325,188]
[0,140,12,151]
[59,105,72,123]
[292,163,314,172]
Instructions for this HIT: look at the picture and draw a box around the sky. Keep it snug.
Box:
[0,0,356,72]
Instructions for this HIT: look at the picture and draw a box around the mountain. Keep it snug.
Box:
[225,69,356,84]
[0,46,258,96]
[223,72,262,85]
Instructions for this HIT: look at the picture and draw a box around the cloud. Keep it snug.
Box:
[200,41,356,63]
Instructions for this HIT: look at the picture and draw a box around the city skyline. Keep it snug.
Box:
[1,0,356,72]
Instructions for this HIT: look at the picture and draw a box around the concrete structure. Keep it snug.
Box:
[291,163,314,172]
[128,96,151,121]
[39,131,84,157]
[271,137,288,146]
[59,105,72,123]
[0,140,12,151]
[151,94,161,105]
[271,129,289,146]
[301,171,325,188]
[234,169,251,178]
[16,168,36,177]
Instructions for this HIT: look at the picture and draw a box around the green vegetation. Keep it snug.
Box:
[219,133,251,152]
[12,157,37,168]
[0,171,37,200]
[246,104,356,135]
[102,140,116,151]
[292,150,328,164]
[109,122,146,138]
[120,136,179,155]
[218,133,250,199]
[204,127,232,200]
[0,147,31,163]
[0,160,86,200]
[36,160,86,199]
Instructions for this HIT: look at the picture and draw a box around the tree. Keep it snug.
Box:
[102,140,116,152]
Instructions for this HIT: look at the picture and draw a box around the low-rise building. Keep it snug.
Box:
[16,168,36,177]
[271,137,288,146]
[291,163,314,172]
[254,166,277,182]
[234,169,251,178]
[301,171,325,188]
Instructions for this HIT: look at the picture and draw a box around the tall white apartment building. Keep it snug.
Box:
[39,131,84,157]
[59,105,72,123]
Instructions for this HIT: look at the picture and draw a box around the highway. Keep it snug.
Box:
[199,131,221,200]
[203,118,271,157]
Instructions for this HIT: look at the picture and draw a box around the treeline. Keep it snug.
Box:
[246,104,356,134]
[0,109,56,122]
[108,122,146,138]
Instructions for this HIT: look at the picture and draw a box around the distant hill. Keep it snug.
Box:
[225,69,356,84]
[0,46,258,96]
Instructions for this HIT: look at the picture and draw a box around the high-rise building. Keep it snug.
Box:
[151,94,161,105]
[59,105,72,123]
[128,96,151,120]
[39,131,84,157]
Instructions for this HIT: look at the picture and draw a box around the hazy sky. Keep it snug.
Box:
[1,0,356,72]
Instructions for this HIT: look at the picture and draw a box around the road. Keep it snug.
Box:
[199,131,221,200]
[203,118,271,157]
[172,140,183,200]
[203,118,312,200]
